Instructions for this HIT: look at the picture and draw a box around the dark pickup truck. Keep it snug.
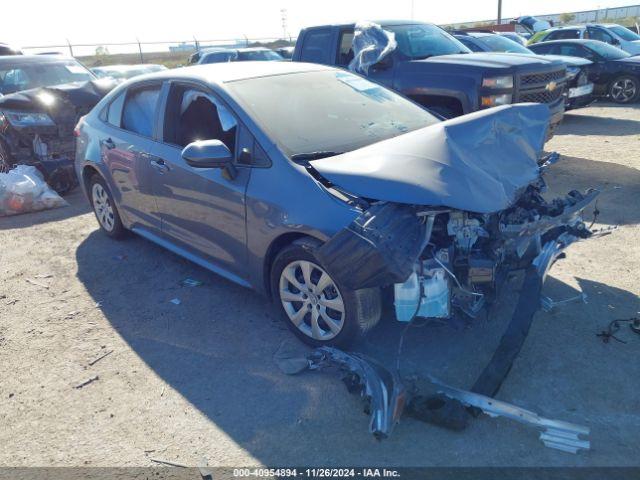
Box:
[293,21,567,133]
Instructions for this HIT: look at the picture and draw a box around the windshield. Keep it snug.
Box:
[476,35,532,54]
[0,60,93,95]
[227,70,439,157]
[587,41,630,60]
[237,50,283,61]
[608,25,640,42]
[384,24,470,59]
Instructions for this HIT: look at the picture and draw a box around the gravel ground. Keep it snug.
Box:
[0,102,639,468]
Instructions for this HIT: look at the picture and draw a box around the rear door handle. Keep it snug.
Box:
[150,158,170,174]
[101,138,116,150]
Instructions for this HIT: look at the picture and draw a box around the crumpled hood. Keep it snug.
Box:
[310,103,550,214]
[0,80,115,114]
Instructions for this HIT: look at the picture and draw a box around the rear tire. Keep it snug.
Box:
[270,238,381,348]
[609,75,639,104]
[89,174,127,239]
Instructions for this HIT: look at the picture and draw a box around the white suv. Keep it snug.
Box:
[533,24,640,56]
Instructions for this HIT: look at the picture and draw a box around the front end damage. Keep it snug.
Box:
[0,80,114,194]
[311,104,608,333]
[283,104,613,451]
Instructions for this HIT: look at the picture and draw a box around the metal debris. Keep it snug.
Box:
[74,375,99,389]
[88,350,113,367]
[431,376,590,454]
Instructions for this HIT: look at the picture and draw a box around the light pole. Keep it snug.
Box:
[497,0,503,24]
[281,8,288,41]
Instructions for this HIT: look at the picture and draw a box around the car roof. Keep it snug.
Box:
[533,39,597,46]
[200,47,270,54]
[135,61,332,85]
[305,19,430,29]
[0,54,76,65]
[94,64,163,70]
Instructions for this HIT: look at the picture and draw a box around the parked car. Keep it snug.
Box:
[0,55,114,192]
[528,24,640,56]
[529,39,640,103]
[292,21,567,136]
[188,47,283,65]
[454,32,595,109]
[92,64,167,81]
[275,46,294,59]
[0,43,22,56]
[498,32,528,46]
[75,61,599,348]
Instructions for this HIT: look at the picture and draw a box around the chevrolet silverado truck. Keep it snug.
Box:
[292,21,567,134]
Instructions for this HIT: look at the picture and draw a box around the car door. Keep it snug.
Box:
[100,82,163,234]
[150,82,251,280]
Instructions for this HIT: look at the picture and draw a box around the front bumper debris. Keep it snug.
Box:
[431,377,591,454]
[278,343,591,453]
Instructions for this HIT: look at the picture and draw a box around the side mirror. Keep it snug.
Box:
[182,139,232,168]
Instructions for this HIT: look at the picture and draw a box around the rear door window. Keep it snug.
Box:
[121,85,161,138]
[300,28,333,64]
[555,44,587,58]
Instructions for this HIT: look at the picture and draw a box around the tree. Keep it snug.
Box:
[559,13,576,24]
[95,45,110,56]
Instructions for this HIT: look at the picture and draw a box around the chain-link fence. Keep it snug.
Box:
[21,35,296,68]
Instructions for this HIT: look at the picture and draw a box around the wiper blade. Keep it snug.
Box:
[290,151,343,163]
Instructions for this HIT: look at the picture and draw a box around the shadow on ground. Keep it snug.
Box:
[73,152,640,466]
[543,156,640,226]
[0,190,90,231]
[556,103,640,137]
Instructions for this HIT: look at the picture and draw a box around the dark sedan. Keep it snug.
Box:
[529,39,640,103]
[454,32,595,109]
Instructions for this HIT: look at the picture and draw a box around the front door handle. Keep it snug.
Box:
[150,158,170,174]
[101,138,116,150]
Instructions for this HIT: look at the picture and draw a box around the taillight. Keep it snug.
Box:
[73,116,85,137]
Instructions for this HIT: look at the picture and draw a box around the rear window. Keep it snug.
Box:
[300,29,332,64]
[121,86,161,137]
[547,29,581,40]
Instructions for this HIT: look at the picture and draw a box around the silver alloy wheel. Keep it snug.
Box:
[611,78,637,102]
[279,260,345,341]
[92,183,115,232]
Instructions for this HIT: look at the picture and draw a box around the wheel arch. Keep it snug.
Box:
[263,232,323,299]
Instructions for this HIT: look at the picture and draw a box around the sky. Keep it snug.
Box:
[3,0,637,49]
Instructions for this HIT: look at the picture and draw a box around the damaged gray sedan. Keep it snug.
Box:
[76,62,603,348]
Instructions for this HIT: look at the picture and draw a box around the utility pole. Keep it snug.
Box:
[497,0,503,24]
[280,9,288,41]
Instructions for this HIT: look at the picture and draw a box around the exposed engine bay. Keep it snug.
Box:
[0,80,114,194]
[317,156,603,325]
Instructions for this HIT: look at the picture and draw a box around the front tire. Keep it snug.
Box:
[271,238,381,348]
[609,75,639,104]
[89,175,126,239]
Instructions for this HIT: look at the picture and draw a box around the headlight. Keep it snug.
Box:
[566,66,580,80]
[482,75,514,89]
[1,110,55,127]
[481,94,512,107]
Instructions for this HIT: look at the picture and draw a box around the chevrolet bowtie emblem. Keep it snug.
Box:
[546,81,557,92]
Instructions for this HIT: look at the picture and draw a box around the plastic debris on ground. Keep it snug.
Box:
[0,165,67,216]
[180,278,204,287]
[169,298,182,305]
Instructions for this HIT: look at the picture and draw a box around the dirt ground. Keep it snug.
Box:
[1,103,639,468]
